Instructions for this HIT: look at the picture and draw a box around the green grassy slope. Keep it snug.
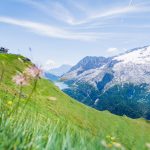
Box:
[0,53,150,150]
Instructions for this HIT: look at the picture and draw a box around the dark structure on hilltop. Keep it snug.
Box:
[0,47,9,53]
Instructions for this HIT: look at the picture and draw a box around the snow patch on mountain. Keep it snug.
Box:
[114,46,150,64]
[62,45,150,90]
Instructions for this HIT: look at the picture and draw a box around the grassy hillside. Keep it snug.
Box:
[0,54,150,150]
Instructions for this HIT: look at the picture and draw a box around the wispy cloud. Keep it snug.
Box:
[0,16,109,41]
[49,2,76,25]
[107,48,119,53]
[46,3,139,26]
[69,5,138,25]
[14,0,76,25]
[14,0,142,26]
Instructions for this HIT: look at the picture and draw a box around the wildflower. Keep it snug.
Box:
[25,65,42,78]
[12,73,28,86]
[7,101,13,106]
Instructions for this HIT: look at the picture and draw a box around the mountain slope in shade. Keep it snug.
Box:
[62,45,150,119]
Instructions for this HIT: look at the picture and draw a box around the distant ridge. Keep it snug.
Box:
[62,45,150,119]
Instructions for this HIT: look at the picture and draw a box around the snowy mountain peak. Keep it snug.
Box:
[70,56,108,72]
[62,45,150,89]
[114,46,150,64]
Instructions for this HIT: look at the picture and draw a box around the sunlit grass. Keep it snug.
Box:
[0,53,150,150]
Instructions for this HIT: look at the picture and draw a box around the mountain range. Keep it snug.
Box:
[44,64,72,82]
[48,64,72,77]
[62,45,150,119]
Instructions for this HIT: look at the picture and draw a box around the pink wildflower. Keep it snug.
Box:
[12,73,28,86]
[25,66,42,78]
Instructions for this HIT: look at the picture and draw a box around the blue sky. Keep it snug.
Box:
[0,0,150,70]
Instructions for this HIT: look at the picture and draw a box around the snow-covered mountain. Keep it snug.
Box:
[62,45,150,90]
[62,46,150,119]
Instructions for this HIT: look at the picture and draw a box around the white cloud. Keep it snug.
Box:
[50,2,76,25]
[15,0,76,25]
[42,59,58,71]
[45,5,139,26]
[53,4,141,26]
[15,0,141,26]
[0,16,108,41]
[72,5,139,25]
[107,48,119,53]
